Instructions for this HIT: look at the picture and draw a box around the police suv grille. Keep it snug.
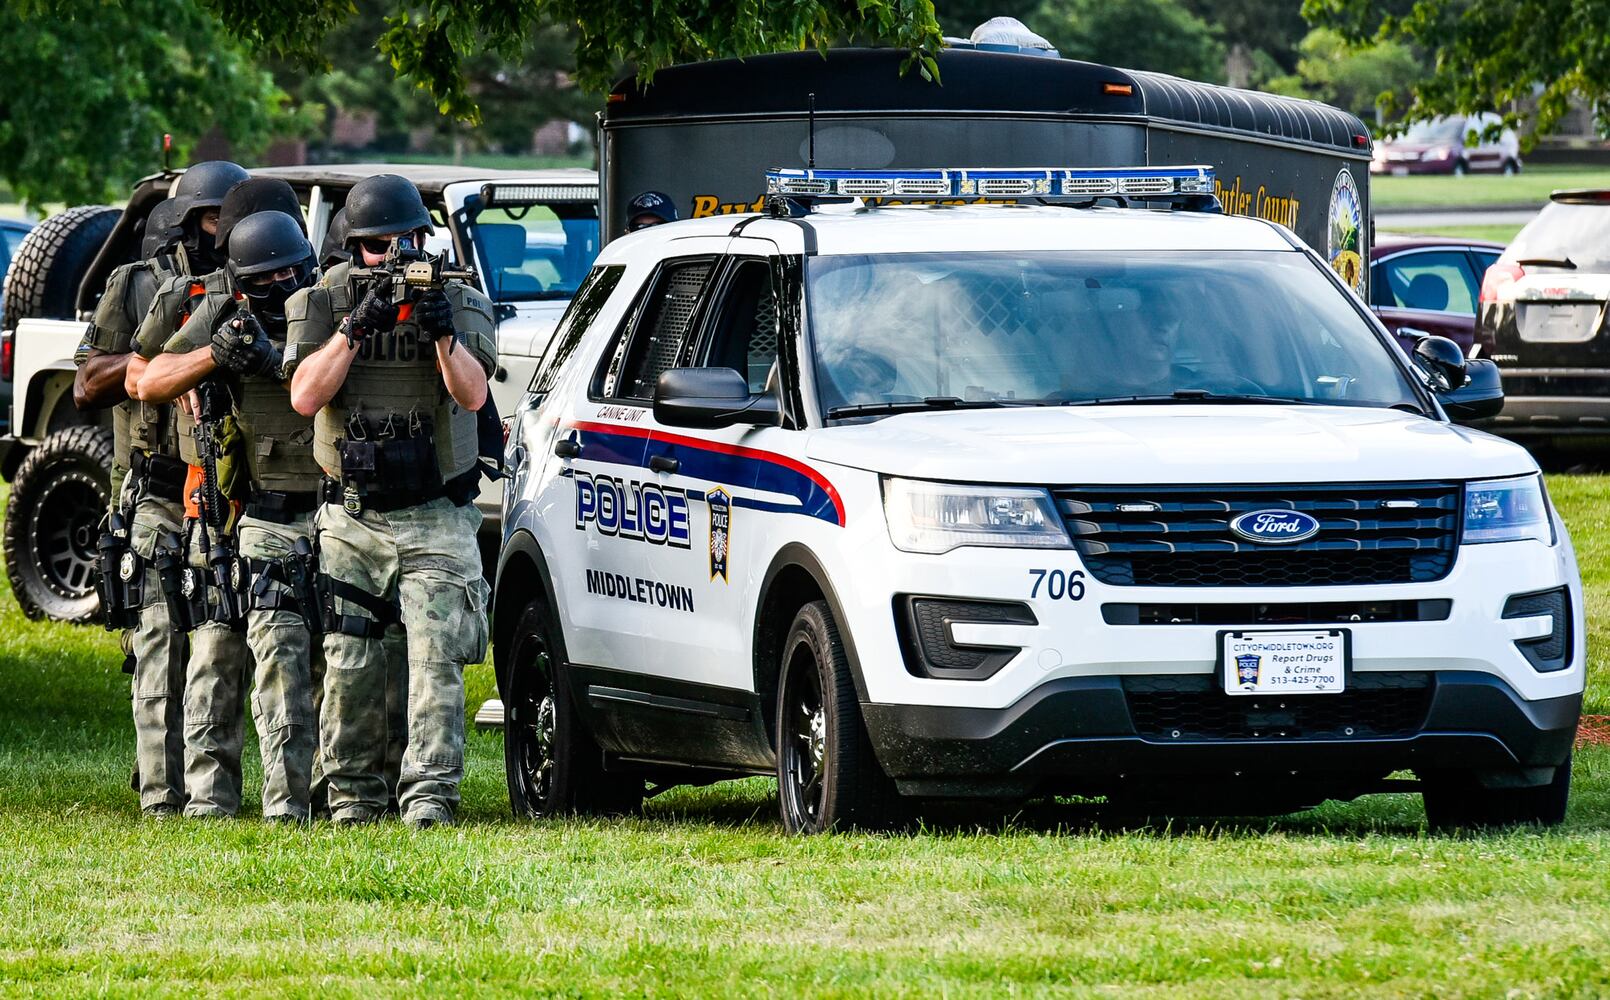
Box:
[1123,672,1434,741]
[1055,483,1461,587]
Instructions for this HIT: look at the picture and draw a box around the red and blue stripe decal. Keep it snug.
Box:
[568,421,845,527]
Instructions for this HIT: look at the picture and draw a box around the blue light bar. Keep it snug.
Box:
[765,165,1215,200]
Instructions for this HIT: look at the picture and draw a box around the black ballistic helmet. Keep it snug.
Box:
[320,208,352,268]
[174,160,251,216]
[227,211,316,322]
[217,178,305,249]
[141,198,187,258]
[343,173,432,238]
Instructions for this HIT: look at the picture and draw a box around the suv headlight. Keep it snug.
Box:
[1464,474,1553,545]
[882,477,1071,554]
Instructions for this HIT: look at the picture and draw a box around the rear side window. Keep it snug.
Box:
[601,258,714,400]
[530,264,625,397]
[699,259,780,392]
[1378,251,1478,313]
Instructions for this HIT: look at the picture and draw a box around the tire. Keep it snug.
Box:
[3,425,113,622]
[1452,160,1469,176]
[1,205,120,332]
[1503,159,1520,176]
[1422,754,1572,832]
[775,600,905,834]
[503,596,642,818]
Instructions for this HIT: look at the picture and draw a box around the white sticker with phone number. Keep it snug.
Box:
[1223,630,1346,696]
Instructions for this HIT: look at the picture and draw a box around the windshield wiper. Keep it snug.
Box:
[1058,389,1320,407]
[826,396,1038,419]
[1516,256,1577,270]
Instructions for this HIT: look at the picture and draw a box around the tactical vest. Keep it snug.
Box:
[293,263,496,488]
[235,347,322,495]
[87,253,185,471]
[154,270,230,466]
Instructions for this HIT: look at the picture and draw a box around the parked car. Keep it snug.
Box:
[495,165,1578,835]
[1477,189,1610,441]
[1369,234,1504,355]
[1372,115,1520,176]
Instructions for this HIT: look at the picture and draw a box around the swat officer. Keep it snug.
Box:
[77,160,248,818]
[138,210,322,821]
[74,197,196,818]
[125,164,274,819]
[285,173,495,828]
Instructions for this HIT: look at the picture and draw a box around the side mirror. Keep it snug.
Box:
[1413,335,1468,392]
[653,367,782,429]
[1441,357,1504,422]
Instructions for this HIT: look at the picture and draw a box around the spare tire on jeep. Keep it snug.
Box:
[1,205,120,332]
[4,425,113,622]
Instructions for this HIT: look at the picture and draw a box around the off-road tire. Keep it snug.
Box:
[503,597,643,818]
[4,425,113,622]
[775,600,906,834]
[1422,754,1572,832]
[1,205,120,332]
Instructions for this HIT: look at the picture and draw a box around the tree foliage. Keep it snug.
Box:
[208,0,946,123]
[1034,0,1223,82]
[1304,0,1600,137]
[1264,27,1422,123]
[0,0,286,205]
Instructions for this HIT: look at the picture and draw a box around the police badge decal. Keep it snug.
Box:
[1235,653,1261,690]
[707,488,731,582]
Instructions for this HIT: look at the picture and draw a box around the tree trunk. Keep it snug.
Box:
[1226,42,1252,89]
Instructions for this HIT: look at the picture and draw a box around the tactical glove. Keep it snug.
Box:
[210,313,283,378]
[412,289,458,350]
[348,282,399,343]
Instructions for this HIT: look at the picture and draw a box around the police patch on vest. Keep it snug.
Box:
[708,487,731,582]
[574,471,691,548]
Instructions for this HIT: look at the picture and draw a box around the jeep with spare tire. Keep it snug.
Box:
[2,163,599,621]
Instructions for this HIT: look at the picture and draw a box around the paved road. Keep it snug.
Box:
[1376,208,1537,229]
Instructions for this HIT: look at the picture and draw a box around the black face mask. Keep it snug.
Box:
[186,225,226,273]
[242,264,314,326]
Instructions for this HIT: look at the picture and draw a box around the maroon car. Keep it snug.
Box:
[1369,234,1504,356]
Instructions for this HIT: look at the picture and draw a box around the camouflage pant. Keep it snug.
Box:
[316,497,488,823]
[180,521,254,818]
[237,511,321,821]
[127,493,185,813]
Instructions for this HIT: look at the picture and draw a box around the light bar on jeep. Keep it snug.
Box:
[479,183,600,207]
[764,166,1215,200]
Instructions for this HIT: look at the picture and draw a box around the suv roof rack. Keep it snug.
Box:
[763,166,1222,218]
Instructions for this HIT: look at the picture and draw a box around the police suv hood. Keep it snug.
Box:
[805,405,1537,484]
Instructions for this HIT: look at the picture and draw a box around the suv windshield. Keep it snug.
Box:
[469,202,601,302]
[1508,201,1610,272]
[806,250,1421,415]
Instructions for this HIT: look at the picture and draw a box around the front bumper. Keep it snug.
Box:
[863,671,1581,797]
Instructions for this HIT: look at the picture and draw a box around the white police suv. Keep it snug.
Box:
[495,167,1583,833]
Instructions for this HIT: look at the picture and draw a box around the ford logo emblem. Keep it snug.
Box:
[1230,509,1320,545]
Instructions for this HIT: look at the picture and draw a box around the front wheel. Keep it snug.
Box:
[503,598,642,818]
[1422,754,1571,831]
[1453,159,1470,176]
[775,600,904,834]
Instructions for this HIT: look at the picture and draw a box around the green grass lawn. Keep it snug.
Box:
[1377,222,1524,245]
[2,480,1610,994]
[1372,164,1610,212]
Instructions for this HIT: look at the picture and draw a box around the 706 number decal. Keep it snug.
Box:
[1029,568,1086,601]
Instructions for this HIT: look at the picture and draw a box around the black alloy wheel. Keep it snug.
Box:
[503,598,642,818]
[775,600,905,834]
[4,425,113,622]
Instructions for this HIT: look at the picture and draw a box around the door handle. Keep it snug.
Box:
[649,454,679,474]
[554,438,582,459]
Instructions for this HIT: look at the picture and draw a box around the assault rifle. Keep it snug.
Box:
[191,379,242,628]
[350,234,477,308]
